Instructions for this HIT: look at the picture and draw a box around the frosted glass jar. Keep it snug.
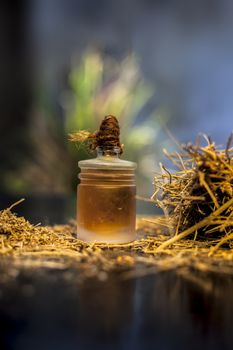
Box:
[77,147,137,243]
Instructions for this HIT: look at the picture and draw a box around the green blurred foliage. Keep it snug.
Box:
[5,49,168,196]
[64,49,168,195]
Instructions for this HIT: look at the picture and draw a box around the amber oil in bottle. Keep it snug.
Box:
[77,147,137,243]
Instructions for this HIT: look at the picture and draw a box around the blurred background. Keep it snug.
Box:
[0,0,233,223]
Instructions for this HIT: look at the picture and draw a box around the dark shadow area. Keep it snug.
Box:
[0,265,232,350]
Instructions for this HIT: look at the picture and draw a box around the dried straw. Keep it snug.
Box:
[153,134,233,253]
[0,199,233,282]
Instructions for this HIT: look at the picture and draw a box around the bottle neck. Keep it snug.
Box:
[96,146,121,158]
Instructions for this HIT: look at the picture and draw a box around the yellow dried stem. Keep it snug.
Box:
[199,172,219,208]
[68,130,93,143]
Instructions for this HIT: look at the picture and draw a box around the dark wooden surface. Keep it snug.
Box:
[0,195,233,350]
[0,264,233,350]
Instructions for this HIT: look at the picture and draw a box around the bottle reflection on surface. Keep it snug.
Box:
[77,277,137,341]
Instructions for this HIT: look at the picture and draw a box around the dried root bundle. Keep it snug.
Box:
[69,115,123,154]
[153,134,233,252]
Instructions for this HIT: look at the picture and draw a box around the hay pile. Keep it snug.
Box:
[153,135,233,254]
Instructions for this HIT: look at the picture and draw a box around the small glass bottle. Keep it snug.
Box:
[77,147,137,243]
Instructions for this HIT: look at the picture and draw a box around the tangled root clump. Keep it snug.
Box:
[153,134,233,250]
[69,115,123,154]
